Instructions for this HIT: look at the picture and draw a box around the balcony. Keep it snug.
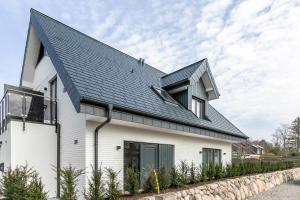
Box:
[0,87,57,133]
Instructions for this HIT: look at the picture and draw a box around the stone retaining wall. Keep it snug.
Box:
[141,168,300,200]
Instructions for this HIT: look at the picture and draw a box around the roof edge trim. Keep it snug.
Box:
[81,96,248,139]
[30,9,82,112]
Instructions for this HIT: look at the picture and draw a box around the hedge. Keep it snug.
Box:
[124,160,294,196]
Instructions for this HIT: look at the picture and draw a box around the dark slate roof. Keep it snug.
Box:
[29,9,247,139]
[161,60,205,87]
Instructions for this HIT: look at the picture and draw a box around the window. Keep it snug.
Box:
[192,98,205,118]
[50,78,57,124]
[124,141,174,182]
[124,142,141,172]
[152,86,178,105]
[36,43,48,66]
[202,148,221,166]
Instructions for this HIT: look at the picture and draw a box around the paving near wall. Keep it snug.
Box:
[140,168,300,200]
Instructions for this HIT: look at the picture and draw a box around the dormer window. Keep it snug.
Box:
[152,86,178,105]
[192,97,205,118]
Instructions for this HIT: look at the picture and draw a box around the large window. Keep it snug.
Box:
[124,141,174,181]
[202,148,221,166]
[192,98,205,118]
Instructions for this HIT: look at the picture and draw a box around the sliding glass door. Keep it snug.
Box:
[124,141,174,182]
[202,148,221,166]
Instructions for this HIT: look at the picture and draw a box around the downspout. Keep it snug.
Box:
[56,123,61,198]
[94,104,113,170]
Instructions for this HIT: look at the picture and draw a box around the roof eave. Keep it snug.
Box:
[80,96,248,140]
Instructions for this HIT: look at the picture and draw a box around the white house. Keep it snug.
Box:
[0,9,247,199]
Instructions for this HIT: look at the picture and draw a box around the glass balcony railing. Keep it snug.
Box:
[0,89,57,133]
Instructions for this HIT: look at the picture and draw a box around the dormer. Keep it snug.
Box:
[161,59,220,119]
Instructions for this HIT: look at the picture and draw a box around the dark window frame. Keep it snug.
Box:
[192,96,205,119]
[49,77,57,124]
[202,148,221,166]
[123,140,174,187]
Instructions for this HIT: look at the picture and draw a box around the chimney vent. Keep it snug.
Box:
[138,58,145,65]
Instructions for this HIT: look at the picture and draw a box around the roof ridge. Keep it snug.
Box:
[161,59,206,79]
[30,8,166,75]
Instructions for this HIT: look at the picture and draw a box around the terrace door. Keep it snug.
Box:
[140,143,158,180]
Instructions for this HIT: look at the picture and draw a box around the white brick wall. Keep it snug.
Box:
[0,121,57,197]
[0,125,11,171]
[32,56,87,197]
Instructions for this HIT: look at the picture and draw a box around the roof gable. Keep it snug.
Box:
[161,60,204,87]
[161,59,220,100]
[21,9,246,139]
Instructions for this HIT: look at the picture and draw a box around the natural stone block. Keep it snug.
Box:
[155,193,177,200]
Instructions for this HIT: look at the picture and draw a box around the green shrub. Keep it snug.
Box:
[124,167,139,196]
[178,160,189,185]
[105,168,121,200]
[215,164,225,180]
[84,166,105,200]
[157,167,171,190]
[143,169,157,193]
[200,164,208,182]
[27,172,48,200]
[60,165,84,200]
[231,163,241,176]
[0,165,47,200]
[287,161,294,168]
[207,163,216,180]
[189,162,197,184]
[170,167,182,187]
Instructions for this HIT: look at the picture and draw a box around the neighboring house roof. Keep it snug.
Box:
[252,144,264,149]
[24,9,247,139]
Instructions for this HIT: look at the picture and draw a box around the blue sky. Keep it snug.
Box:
[0,0,300,141]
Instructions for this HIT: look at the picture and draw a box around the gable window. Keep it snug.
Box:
[202,148,221,166]
[36,43,48,67]
[152,86,178,105]
[192,97,205,118]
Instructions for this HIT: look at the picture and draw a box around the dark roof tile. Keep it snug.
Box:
[30,9,246,139]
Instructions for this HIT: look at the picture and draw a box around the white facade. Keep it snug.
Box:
[86,120,232,188]
[0,121,57,197]
[32,55,87,197]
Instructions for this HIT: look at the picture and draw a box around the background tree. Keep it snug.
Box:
[276,124,290,149]
[290,117,300,152]
[272,131,282,148]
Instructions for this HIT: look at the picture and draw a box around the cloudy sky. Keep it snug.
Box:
[0,0,299,140]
